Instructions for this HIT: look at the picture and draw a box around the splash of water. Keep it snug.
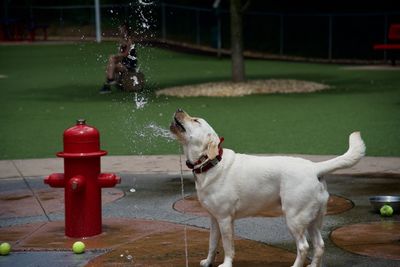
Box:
[127,44,137,61]
[142,22,150,29]
[96,54,103,62]
[133,93,147,109]
[138,0,154,6]
[128,121,174,155]
[133,0,154,38]
[139,10,149,23]
[130,75,139,86]
[145,122,174,141]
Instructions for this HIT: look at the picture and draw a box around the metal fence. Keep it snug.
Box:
[160,4,400,61]
[4,3,400,61]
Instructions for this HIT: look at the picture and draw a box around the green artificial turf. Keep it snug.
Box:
[0,42,399,159]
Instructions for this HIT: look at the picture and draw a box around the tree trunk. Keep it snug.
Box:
[230,0,245,82]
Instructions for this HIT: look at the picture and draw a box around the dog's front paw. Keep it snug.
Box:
[217,263,232,267]
[200,259,212,267]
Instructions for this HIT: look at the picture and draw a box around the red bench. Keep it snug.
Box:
[374,24,400,65]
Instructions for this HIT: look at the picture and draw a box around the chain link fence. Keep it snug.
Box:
[3,3,400,61]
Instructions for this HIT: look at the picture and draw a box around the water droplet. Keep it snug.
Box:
[127,54,137,61]
[131,75,139,86]
[133,93,147,110]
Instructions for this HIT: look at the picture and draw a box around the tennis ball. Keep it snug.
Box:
[72,241,85,254]
[0,242,11,256]
[380,204,394,217]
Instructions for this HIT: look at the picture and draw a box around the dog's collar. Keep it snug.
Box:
[186,137,224,174]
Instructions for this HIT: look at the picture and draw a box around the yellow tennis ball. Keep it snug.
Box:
[72,241,85,254]
[380,204,394,217]
[0,242,11,256]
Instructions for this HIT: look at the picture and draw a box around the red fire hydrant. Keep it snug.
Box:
[44,119,120,238]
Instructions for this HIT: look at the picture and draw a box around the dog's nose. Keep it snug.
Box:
[176,108,184,113]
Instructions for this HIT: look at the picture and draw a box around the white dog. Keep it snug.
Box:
[170,109,365,267]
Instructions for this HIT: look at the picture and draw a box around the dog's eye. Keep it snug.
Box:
[193,119,201,124]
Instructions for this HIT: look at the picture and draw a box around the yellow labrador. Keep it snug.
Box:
[170,109,365,267]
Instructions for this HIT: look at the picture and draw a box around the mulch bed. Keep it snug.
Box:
[156,79,330,97]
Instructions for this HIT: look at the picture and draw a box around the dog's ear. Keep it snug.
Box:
[206,134,219,160]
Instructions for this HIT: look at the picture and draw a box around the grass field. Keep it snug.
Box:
[0,42,399,160]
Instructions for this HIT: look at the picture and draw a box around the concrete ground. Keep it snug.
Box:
[0,154,400,267]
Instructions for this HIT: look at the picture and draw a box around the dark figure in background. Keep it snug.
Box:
[100,23,138,94]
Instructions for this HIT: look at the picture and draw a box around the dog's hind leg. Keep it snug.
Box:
[288,225,309,267]
[307,182,328,267]
[307,205,326,267]
[284,209,310,267]
[307,221,324,267]
[200,216,221,267]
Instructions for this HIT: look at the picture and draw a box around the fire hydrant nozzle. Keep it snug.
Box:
[44,119,121,238]
[44,173,65,187]
[98,173,121,187]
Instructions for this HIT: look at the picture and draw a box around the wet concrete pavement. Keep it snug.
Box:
[0,155,399,267]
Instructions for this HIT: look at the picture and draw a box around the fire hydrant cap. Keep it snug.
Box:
[57,119,107,158]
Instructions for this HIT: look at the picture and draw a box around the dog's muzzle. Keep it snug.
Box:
[173,117,185,132]
[170,109,186,133]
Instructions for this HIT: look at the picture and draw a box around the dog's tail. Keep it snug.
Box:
[315,132,366,176]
